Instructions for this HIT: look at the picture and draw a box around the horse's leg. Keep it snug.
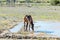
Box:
[24,22,25,31]
[28,21,30,31]
[32,24,34,31]
[31,23,34,31]
[26,23,28,31]
[29,24,30,31]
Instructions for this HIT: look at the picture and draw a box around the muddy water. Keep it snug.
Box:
[10,21,60,37]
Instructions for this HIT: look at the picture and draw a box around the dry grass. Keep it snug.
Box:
[0,6,60,29]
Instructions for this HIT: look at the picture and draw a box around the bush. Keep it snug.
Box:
[28,1,33,3]
[36,1,41,3]
[51,0,60,5]
[47,1,50,3]
[20,1,26,3]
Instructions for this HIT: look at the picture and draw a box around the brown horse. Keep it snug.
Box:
[24,15,34,31]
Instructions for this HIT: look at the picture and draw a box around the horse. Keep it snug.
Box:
[24,15,34,31]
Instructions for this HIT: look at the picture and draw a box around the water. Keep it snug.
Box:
[10,22,23,33]
[34,21,60,37]
[10,21,60,37]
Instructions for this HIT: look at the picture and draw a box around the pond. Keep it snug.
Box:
[10,21,60,37]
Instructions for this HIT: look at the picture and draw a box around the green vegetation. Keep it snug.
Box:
[50,0,60,5]
[0,0,60,6]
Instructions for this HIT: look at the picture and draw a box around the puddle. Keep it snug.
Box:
[9,21,60,37]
